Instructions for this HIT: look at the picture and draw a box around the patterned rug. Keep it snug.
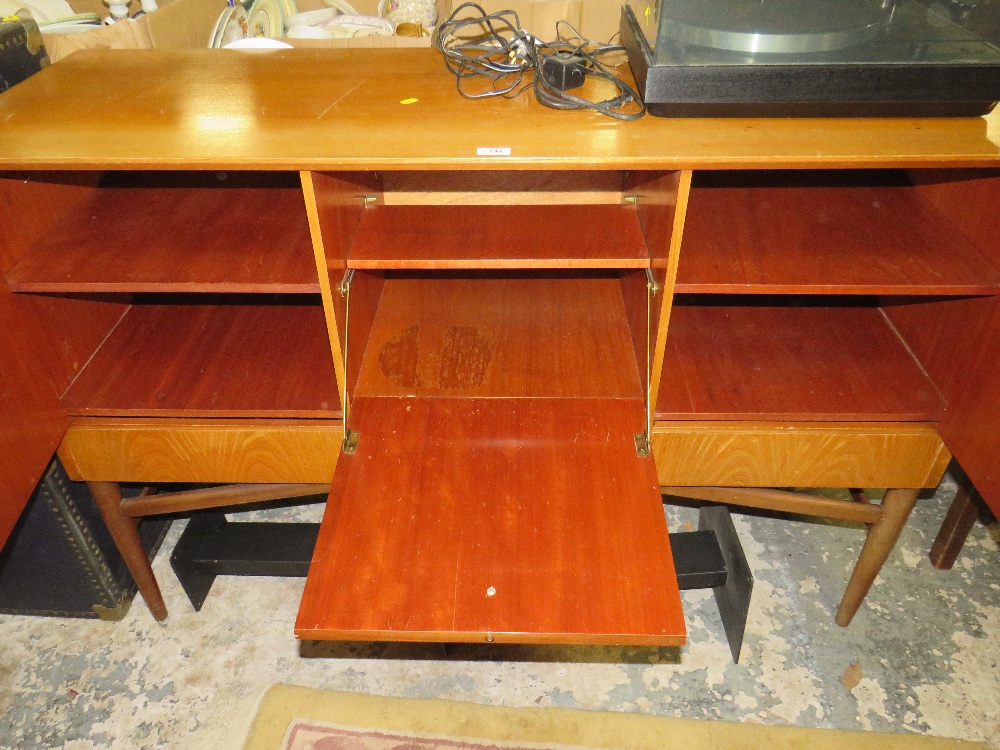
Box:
[239,684,988,750]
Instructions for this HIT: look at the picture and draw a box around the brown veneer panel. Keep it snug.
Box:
[0,172,128,394]
[656,300,944,422]
[61,298,340,418]
[296,396,685,645]
[678,172,1000,295]
[0,278,68,546]
[355,274,642,399]
[347,205,649,269]
[6,172,318,294]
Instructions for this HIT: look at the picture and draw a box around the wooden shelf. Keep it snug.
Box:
[6,172,319,294]
[355,273,643,399]
[60,297,340,418]
[656,298,945,422]
[347,205,649,269]
[296,396,685,645]
[677,171,1000,295]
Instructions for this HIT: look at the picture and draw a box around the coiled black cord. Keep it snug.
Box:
[434,3,645,120]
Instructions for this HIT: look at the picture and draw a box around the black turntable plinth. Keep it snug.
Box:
[622,0,1000,117]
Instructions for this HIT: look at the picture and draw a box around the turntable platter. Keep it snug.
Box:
[661,0,892,54]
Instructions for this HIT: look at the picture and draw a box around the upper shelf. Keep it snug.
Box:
[676,171,1000,296]
[6,172,319,294]
[346,204,649,269]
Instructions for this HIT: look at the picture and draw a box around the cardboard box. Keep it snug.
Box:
[41,0,229,61]
[39,0,622,61]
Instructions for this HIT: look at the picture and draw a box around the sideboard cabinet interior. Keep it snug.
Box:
[4,114,1000,644]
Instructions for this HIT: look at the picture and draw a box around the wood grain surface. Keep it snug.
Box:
[6,172,317,294]
[355,274,643,399]
[1,50,999,170]
[347,205,649,269]
[60,298,341,418]
[657,299,945,422]
[296,396,685,645]
[58,418,341,484]
[0,172,128,396]
[0,276,67,546]
[652,421,950,488]
[678,171,1000,295]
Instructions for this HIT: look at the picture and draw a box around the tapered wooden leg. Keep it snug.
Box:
[930,479,981,570]
[836,488,919,627]
[88,481,168,622]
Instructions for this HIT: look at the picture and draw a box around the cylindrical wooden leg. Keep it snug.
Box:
[836,487,919,627]
[88,481,168,622]
[930,480,980,570]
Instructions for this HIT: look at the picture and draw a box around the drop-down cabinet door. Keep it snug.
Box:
[296,396,686,645]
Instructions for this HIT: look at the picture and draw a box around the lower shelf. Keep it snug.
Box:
[296,396,686,645]
[656,298,946,422]
[60,297,341,419]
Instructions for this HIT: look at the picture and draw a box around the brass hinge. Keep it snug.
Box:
[645,267,660,296]
[622,194,638,206]
[342,428,360,455]
[634,430,651,457]
[362,195,378,208]
[338,268,355,297]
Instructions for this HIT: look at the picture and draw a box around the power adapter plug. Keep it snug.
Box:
[541,53,587,91]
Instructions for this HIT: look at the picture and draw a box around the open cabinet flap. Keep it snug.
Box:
[296,396,686,646]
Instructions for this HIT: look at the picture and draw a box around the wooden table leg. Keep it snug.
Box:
[88,481,168,622]
[836,487,919,627]
[930,478,981,570]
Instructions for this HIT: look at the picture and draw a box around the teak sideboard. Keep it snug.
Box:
[2,48,1000,646]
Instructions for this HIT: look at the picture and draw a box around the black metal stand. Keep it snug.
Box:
[169,512,319,612]
[669,505,754,662]
[170,505,753,663]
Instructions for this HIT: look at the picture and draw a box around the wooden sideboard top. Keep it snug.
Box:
[2,48,1000,170]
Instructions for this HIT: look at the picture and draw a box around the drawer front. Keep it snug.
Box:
[58,419,342,485]
[652,421,950,489]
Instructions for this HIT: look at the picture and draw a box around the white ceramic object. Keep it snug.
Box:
[2,0,73,22]
[38,18,101,32]
[320,0,357,13]
[223,36,292,48]
[246,0,282,37]
[209,3,249,48]
[284,22,332,38]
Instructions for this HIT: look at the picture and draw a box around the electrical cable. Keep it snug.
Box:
[433,2,645,120]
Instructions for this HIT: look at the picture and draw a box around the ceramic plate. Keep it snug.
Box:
[208,5,233,48]
[276,0,295,24]
[38,19,100,32]
[246,0,281,38]
[12,0,73,21]
[210,4,249,48]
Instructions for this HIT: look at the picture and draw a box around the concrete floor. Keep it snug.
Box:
[1,469,998,749]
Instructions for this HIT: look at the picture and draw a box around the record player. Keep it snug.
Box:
[621,0,1000,116]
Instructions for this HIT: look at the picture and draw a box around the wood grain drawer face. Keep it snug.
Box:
[58,419,342,485]
[652,421,950,489]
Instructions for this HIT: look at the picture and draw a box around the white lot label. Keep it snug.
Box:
[476,147,512,156]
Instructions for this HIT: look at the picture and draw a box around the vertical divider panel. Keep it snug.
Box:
[627,170,693,416]
[300,170,384,420]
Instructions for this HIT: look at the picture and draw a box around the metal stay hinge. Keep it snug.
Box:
[338,268,355,297]
[342,428,360,455]
[645,267,660,296]
[634,430,651,457]
[623,194,638,207]
[362,195,378,208]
